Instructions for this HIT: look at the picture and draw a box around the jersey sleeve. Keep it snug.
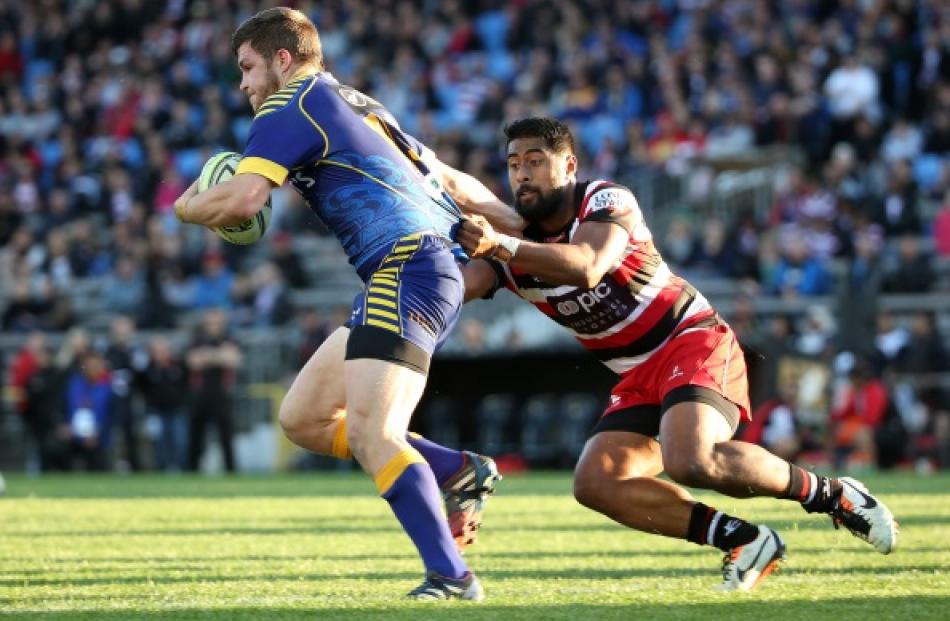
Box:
[481,258,516,299]
[236,104,328,186]
[578,185,641,233]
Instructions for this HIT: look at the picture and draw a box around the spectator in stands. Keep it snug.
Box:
[934,189,950,257]
[824,51,879,145]
[271,231,309,288]
[872,161,921,236]
[767,236,831,297]
[104,316,146,472]
[58,349,113,472]
[660,216,696,270]
[234,262,293,327]
[725,209,761,281]
[872,310,912,375]
[142,336,188,472]
[897,311,949,404]
[8,332,59,472]
[743,315,796,413]
[740,385,800,463]
[881,117,923,164]
[293,308,336,370]
[830,358,889,470]
[191,251,234,310]
[688,219,733,277]
[836,228,884,354]
[884,235,935,293]
[104,255,147,319]
[186,309,242,473]
[2,278,53,332]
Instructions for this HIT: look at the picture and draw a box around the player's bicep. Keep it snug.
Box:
[461,259,500,303]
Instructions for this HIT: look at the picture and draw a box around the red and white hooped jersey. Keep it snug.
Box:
[489,179,717,376]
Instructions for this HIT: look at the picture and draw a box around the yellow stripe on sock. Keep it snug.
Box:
[330,418,352,459]
[374,448,425,494]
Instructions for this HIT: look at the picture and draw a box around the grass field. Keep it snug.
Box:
[1,472,948,620]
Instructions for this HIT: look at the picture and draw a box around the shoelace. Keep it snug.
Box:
[720,548,740,581]
[831,510,872,542]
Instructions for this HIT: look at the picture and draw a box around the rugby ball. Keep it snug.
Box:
[198,151,272,245]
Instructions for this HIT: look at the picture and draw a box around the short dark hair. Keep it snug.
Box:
[231,7,323,69]
[504,117,575,154]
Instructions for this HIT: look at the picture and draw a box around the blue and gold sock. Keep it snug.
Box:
[330,419,352,459]
[328,419,463,487]
[406,432,465,486]
[376,448,468,579]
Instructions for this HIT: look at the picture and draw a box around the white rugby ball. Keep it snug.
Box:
[198,151,272,245]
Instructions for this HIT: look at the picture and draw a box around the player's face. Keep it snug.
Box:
[237,42,281,112]
[506,137,576,222]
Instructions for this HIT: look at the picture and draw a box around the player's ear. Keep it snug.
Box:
[565,152,578,178]
[275,48,293,72]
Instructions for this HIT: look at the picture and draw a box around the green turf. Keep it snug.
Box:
[1,472,948,620]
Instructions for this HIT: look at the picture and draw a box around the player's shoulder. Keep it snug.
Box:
[579,179,640,222]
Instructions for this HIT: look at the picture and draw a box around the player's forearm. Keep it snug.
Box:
[509,241,604,288]
[181,183,260,228]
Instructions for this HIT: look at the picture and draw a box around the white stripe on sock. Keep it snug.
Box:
[707,511,723,546]
[804,472,819,504]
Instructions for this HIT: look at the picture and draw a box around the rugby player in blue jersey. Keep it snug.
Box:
[174,7,522,601]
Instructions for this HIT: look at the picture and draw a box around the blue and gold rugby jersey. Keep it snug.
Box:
[235,72,461,280]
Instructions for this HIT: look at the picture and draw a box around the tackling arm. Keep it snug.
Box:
[457,216,629,289]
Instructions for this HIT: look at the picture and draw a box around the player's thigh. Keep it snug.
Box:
[279,326,349,431]
[574,430,665,493]
[343,357,427,473]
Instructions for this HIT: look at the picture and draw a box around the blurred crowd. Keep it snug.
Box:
[4,311,251,472]
[0,0,949,470]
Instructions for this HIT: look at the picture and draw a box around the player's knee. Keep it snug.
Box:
[344,414,398,462]
[277,401,304,438]
[573,464,610,511]
[663,453,715,488]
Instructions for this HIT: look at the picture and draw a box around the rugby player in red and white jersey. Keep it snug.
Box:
[458,117,898,591]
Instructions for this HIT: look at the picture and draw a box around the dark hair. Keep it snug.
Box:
[504,117,575,154]
[231,7,323,69]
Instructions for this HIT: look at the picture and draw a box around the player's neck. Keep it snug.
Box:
[536,181,578,234]
[281,63,320,87]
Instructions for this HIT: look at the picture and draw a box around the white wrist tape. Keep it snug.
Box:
[494,234,521,263]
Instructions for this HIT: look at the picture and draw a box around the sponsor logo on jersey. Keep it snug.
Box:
[555,282,612,315]
[590,189,628,214]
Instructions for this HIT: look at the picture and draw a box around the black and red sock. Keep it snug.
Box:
[785,464,842,513]
[687,502,759,552]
